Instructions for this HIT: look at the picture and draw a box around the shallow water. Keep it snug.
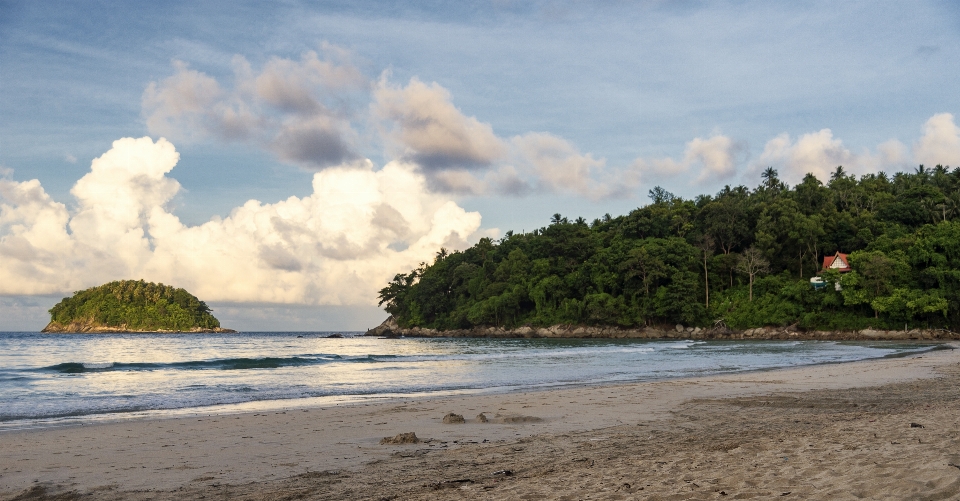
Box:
[0,331,941,429]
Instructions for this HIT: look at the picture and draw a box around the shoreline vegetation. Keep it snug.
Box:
[41,280,235,333]
[378,166,960,336]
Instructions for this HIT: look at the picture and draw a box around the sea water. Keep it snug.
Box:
[0,331,942,429]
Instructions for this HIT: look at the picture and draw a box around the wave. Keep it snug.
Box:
[29,340,944,375]
[39,355,350,373]
[34,343,694,374]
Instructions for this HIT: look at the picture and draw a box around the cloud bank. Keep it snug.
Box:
[0,137,483,303]
[143,50,366,168]
[141,53,644,199]
[141,48,960,200]
[634,113,960,188]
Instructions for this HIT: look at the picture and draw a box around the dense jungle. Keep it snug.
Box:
[379,165,960,331]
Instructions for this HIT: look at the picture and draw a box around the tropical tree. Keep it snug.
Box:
[735,247,770,302]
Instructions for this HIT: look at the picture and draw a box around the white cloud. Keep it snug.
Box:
[140,56,643,199]
[751,129,857,184]
[142,49,366,168]
[629,134,741,187]
[142,55,960,200]
[142,61,233,141]
[747,115,960,185]
[512,132,613,199]
[687,135,740,183]
[624,114,960,190]
[371,78,637,199]
[0,137,485,305]
[914,112,960,168]
[373,76,507,170]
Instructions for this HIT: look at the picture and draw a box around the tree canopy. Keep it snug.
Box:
[49,280,221,331]
[379,164,960,331]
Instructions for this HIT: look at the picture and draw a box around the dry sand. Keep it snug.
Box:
[3,345,960,500]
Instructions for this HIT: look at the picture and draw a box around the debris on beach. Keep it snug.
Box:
[493,413,543,423]
[476,412,488,423]
[911,422,925,428]
[431,478,473,490]
[380,432,420,444]
[442,412,465,424]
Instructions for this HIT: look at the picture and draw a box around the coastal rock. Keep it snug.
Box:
[41,321,237,334]
[476,413,488,423]
[363,317,958,341]
[380,432,420,444]
[442,413,465,424]
[366,316,401,337]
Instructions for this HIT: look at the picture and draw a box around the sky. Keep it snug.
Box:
[2,0,960,330]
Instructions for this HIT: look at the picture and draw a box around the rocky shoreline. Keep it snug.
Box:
[41,321,237,334]
[365,316,958,341]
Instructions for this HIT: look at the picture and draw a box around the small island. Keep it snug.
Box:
[42,280,236,333]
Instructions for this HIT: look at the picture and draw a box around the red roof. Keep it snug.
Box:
[822,252,851,272]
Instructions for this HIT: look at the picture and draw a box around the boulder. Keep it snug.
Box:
[380,432,420,444]
[442,412,465,424]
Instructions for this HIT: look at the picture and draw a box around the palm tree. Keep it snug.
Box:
[761,167,780,190]
[830,165,847,182]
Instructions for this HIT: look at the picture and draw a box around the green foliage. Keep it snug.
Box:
[49,280,221,331]
[380,167,960,331]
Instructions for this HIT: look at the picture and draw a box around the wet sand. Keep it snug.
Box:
[3,345,959,500]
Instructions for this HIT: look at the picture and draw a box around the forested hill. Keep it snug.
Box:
[44,280,225,332]
[379,165,960,332]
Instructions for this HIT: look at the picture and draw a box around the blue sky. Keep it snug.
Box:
[2,1,959,330]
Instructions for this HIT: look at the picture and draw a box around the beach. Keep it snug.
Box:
[3,344,959,500]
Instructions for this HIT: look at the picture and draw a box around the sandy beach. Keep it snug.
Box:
[3,344,960,500]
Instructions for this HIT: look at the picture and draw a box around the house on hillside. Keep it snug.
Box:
[811,251,851,290]
[822,251,852,273]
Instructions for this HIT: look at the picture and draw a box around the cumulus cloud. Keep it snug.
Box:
[371,78,638,199]
[373,77,507,170]
[412,131,621,199]
[628,134,741,187]
[142,49,366,168]
[751,129,858,184]
[746,115,960,185]
[143,57,637,199]
[143,53,960,200]
[620,113,960,190]
[511,133,613,198]
[0,137,485,304]
[914,113,960,168]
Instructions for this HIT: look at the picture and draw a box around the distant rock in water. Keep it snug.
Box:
[41,280,236,333]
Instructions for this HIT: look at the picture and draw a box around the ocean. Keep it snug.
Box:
[0,331,943,430]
